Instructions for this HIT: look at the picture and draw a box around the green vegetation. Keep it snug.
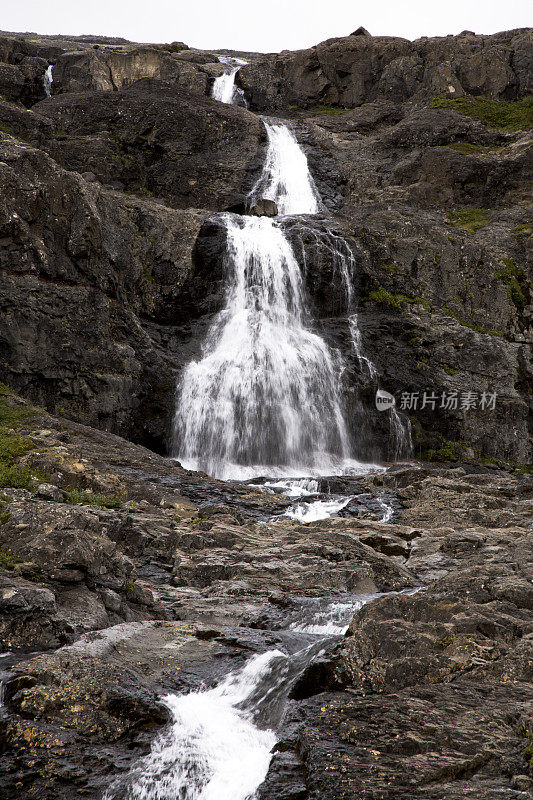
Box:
[312,104,349,116]
[448,141,503,155]
[143,267,156,284]
[155,42,187,53]
[377,262,399,275]
[366,286,431,311]
[437,634,458,648]
[442,305,503,336]
[432,95,533,131]
[511,221,533,236]
[423,439,464,462]
[495,257,527,310]
[523,734,533,770]
[0,394,38,489]
[63,490,123,509]
[448,207,490,233]
[0,494,12,525]
[0,547,21,569]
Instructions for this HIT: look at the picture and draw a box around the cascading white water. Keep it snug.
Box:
[111,650,280,800]
[173,120,410,479]
[173,213,352,480]
[103,593,381,800]
[43,65,53,98]
[212,57,247,105]
[250,123,320,215]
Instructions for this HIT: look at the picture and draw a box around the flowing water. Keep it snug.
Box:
[103,593,382,800]
[212,57,247,105]
[155,108,412,799]
[43,65,53,98]
[172,122,404,480]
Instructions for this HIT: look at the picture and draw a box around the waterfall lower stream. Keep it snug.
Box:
[103,593,384,800]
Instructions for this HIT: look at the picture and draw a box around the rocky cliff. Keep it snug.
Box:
[0,29,532,797]
[0,28,531,464]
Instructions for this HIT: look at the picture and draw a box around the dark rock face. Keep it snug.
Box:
[238,29,533,112]
[0,28,531,463]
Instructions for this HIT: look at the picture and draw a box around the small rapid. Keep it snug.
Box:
[103,593,383,800]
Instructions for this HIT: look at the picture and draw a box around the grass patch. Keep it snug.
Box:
[367,286,431,311]
[63,490,123,509]
[0,396,37,489]
[0,393,36,428]
[432,95,533,131]
[312,104,349,116]
[448,207,490,233]
[495,257,527,310]
[0,547,21,569]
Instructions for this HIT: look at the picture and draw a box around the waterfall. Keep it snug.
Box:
[173,214,353,480]
[173,120,411,479]
[250,123,320,215]
[212,57,247,105]
[43,65,53,98]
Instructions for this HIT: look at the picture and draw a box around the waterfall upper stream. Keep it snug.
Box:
[212,57,247,105]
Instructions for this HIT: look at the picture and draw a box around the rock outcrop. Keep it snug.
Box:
[0,28,530,463]
[0,388,531,798]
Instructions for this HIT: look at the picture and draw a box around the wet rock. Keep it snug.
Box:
[250,198,278,216]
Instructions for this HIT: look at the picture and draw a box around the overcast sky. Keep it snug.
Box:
[2,0,530,52]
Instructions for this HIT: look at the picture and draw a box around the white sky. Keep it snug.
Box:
[2,0,531,52]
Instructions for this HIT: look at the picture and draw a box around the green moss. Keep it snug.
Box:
[312,104,349,116]
[432,95,533,131]
[448,141,503,155]
[511,221,533,236]
[494,257,527,310]
[523,734,533,770]
[443,365,460,376]
[378,262,399,274]
[63,490,123,509]
[437,634,458,648]
[448,207,490,233]
[143,267,156,284]
[367,286,431,311]
[423,440,463,462]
